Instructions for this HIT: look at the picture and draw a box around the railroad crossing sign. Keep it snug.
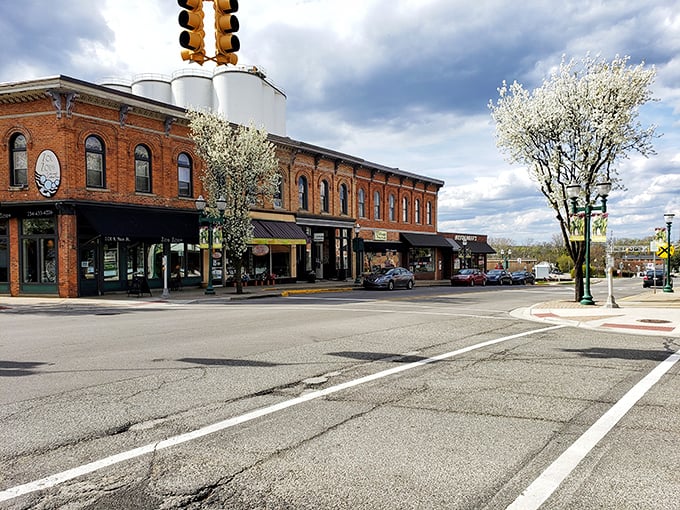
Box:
[657,243,675,259]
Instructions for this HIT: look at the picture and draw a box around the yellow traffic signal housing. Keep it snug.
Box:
[178,0,206,64]
[214,0,240,66]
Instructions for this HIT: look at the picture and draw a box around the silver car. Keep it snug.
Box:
[362,267,415,290]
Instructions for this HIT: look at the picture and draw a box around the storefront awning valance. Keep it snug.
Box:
[79,205,199,242]
[400,232,452,248]
[251,220,308,245]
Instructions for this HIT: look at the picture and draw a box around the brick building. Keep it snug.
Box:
[0,73,463,297]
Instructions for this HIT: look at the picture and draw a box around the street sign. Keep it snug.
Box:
[656,243,675,259]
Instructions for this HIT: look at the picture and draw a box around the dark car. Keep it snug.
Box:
[363,267,415,290]
[451,268,487,287]
[511,270,535,285]
[642,269,665,288]
[486,269,512,285]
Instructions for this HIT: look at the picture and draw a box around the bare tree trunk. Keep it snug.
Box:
[572,243,586,302]
[234,258,244,294]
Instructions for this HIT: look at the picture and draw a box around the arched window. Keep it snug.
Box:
[426,201,433,225]
[415,199,421,224]
[134,144,151,193]
[177,152,192,197]
[298,176,308,210]
[10,133,28,187]
[340,184,348,215]
[320,180,329,212]
[274,174,284,208]
[85,135,105,188]
[402,196,409,223]
[373,191,381,220]
[358,189,366,218]
[389,194,396,221]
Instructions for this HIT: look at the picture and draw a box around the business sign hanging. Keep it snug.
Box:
[35,150,61,197]
[373,230,388,241]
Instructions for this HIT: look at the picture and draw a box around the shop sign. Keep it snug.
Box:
[373,230,387,241]
[35,150,61,197]
[313,233,325,242]
[252,245,270,256]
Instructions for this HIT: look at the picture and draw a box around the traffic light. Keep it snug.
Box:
[178,0,206,64]
[214,0,240,65]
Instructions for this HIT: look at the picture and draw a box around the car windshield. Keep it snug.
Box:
[458,269,473,275]
[487,270,502,275]
[375,268,394,275]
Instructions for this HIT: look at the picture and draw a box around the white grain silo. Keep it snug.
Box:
[171,69,214,111]
[99,77,133,94]
[212,66,262,127]
[131,74,172,104]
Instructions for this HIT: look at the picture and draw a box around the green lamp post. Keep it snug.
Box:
[663,213,674,293]
[566,181,612,306]
[195,194,227,295]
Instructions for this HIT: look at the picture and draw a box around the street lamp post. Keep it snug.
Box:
[353,223,363,284]
[461,239,468,269]
[195,194,227,295]
[566,181,612,306]
[501,249,512,270]
[663,213,674,293]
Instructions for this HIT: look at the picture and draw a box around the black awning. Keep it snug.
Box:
[363,241,404,252]
[464,240,496,254]
[78,205,199,242]
[251,220,308,245]
[400,232,452,248]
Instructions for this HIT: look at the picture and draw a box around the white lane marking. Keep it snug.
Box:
[507,349,680,510]
[0,325,564,502]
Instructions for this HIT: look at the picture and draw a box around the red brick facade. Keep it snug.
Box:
[0,76,446,297]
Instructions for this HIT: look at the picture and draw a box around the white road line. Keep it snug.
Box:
[0,325,564,503]
[507,349,680,510]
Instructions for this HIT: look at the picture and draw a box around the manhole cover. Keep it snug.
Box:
[637,318,671,324]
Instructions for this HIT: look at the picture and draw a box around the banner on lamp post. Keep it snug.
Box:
[199,225,223,249]
[569,212,585,242]
[591,212,608,243]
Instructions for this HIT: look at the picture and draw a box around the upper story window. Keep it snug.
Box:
[426,201,433,225]
[402,196,409,223]
[373,191,381,220]
[177,152,192,197]
[298,176,308,210]
[389,194,396,221]
[320,180,329,212]
[134,144,151,193]
[9,133,28,187]
[415,199,421,224]
[340,184,348,215]
[85,135,105,188]
[358,189,366,218]
[274,174,284,208]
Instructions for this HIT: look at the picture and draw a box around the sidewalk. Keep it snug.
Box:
[515,288,680,338]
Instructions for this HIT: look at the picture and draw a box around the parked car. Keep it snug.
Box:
[511,270,535,285]
[642,269,665,288]
[451,268,487,287]
[485,269,512,285]
[363,267,415,290]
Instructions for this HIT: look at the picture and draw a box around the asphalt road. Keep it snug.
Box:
[1,280,679,509]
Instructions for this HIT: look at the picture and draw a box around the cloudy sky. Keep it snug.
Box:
[2,0,679,244]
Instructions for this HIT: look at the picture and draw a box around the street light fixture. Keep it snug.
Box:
[566,181,612,305]
[663,213,674,293]
[195,194,227,295]
[500,249,512,270]
[353,223,363,284]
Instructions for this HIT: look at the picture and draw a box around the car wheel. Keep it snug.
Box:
[407,280,414,290]
[388,280,395,291]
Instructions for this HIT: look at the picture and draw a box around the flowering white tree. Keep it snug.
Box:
[187,109,280,294]
[489,55,657,301]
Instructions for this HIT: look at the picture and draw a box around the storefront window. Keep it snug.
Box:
[127,242,145,279]
[21,218,56,284]
[80,245,97,280]
[147,243,164,280]
[409,247,434,273]
[271,245,291,278]
[103,245,119,281]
